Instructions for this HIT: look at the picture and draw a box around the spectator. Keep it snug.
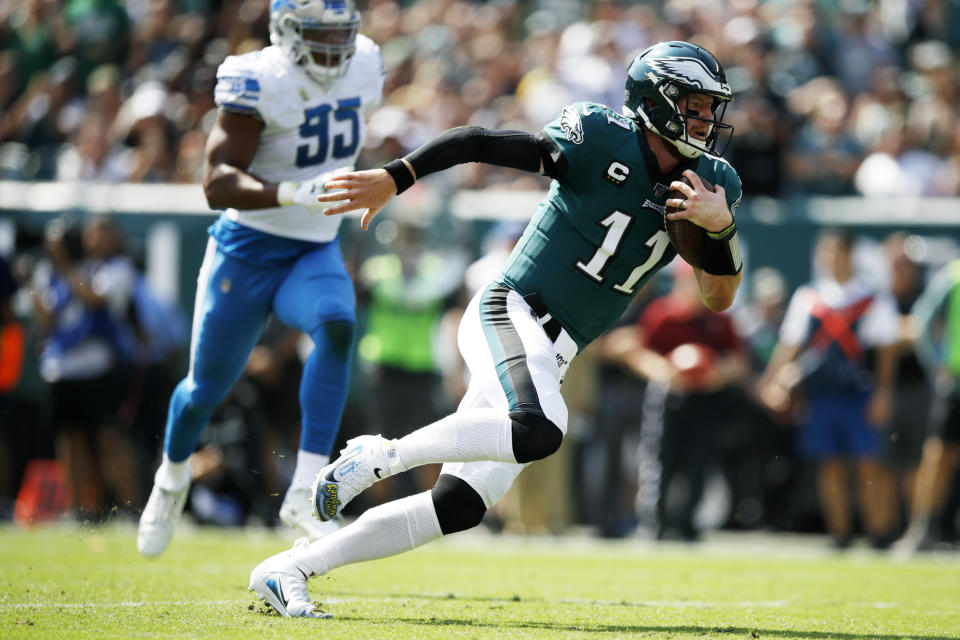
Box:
[0,256,26,511]
[892,257,960,556]
[0,56,81,179]
[784,77,863,195]
[732,266,801,531]
[61,0,131,86]
[877,234,932,540]
[0,0,955,199]
[825,2,897,98]
[353,219,466,507]
[30,216,139,518]
[55,112,127,181]
[760,229,899,548]
[188,377,271,528]
[3,0,59,100]
[242,320,309,521]
[622,262,749,541]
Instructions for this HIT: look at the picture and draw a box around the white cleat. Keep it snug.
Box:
[249,540,330,619]
[279,487,342,540]
[137,482,190,558]
[311,435,400,522]
[890,521,931,561]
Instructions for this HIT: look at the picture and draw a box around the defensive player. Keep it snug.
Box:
[249,41,743,617]
[137,0,385,557]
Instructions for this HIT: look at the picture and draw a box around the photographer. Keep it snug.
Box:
[31,216,138,519]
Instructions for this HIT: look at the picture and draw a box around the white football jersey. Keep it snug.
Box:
[213,35,384,242]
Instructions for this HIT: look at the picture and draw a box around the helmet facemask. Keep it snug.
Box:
[269,1,360,87]
[653,82,733,158]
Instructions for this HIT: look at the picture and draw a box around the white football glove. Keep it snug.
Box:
[277,167,351,210]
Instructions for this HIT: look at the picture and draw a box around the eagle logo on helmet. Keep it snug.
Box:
[647,57,731,94]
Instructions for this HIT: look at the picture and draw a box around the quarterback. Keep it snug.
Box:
[249,41,744,617]
[137,0,385,557]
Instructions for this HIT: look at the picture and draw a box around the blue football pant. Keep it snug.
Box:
[163,238,355,462]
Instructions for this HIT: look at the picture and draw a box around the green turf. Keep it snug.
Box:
[1,523,958,639]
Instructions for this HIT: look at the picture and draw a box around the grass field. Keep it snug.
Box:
[1,522,958,639]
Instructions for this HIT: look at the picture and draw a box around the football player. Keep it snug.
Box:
[137,0,385,558]
[248,40,743,617]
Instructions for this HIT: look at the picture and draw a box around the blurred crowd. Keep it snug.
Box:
[2,0,960,552]
[1,0,959,196]
[4,213,960,555]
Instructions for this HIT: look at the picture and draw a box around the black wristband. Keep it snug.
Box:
[383,159,415,194]
[700,222,743,276]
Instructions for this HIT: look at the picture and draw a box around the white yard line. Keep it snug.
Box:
[1,600,236,609]
[0,596,929,611]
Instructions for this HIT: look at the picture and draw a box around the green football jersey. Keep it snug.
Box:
[499,102,743,351]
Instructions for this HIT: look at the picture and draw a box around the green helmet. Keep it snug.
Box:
[624,41,734,158]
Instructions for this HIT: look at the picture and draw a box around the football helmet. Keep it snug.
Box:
[269,0,360,86]
[623,41,734,158]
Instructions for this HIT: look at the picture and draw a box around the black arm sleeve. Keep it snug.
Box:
[402,126,567,185]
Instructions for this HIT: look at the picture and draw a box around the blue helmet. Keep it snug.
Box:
[624,41,734,158]
[269,0,360,86]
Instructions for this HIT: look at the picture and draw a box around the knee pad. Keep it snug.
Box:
[315,319,355,362]
[510,409,563,463]
[431,473,487,535]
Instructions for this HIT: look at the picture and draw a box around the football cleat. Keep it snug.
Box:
[311,435,399,521]
[137,481,190,558]
[249,539,331,618]
[890,521,933,561]
[279,486,342,540]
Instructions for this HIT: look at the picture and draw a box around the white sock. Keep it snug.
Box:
[393,408,515,471]
[155,454,190,491]
[294,491,442,576]
[289,450,330,491]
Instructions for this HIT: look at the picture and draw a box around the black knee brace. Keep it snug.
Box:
[510,409,563,463]
[318,319,355,362]
[431,474,487,535]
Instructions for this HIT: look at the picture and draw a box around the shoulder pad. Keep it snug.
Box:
[217,48,305,126]
[215,51,272,116]
[558,104,586,144]
[698,152,743,214]
[343,35,385,110]
[553,102,630,144]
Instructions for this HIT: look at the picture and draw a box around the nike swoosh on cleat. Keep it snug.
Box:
[373,467,383,479]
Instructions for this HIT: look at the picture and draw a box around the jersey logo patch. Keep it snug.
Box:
[642,199,665,214]
[604,161,630,186]
[560,106,584,144]
[215,76,260,103]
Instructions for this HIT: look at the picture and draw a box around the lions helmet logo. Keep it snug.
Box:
[560,106,584,144]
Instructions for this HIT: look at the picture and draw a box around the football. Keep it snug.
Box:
[664,175,714,269]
